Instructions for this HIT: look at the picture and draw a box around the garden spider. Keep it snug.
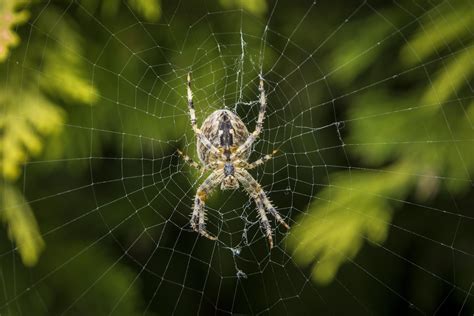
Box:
[179,72,290,249]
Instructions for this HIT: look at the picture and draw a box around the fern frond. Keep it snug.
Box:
[330,10,398,84]
[128,0,161,22]
[0,89,64,180]
[219,0,267,16]
[0,184,45,266]
[422,46,474,105]
[0,0,30,62]
[400,3,474,65]
[290,1,474,285]
[80,0,162,22]
[38,9,98,105]
[289,162,413,284]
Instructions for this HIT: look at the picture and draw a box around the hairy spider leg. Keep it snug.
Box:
[236,169,289,248]
[178,148,219,172]
[191,170,224,240]
[232,75,267,159]
[187,73,221,157]
[255,198,274,248]
[245,149,278,170]
[177,149,203,171]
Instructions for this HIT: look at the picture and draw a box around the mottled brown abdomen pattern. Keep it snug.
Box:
[197,110,250,165]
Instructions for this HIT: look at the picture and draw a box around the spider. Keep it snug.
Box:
[178,72,290,249]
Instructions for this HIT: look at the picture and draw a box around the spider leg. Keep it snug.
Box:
[245,149,278,170]
[191,170,224,240]
[232,75,267,159]
[236,169,289,248]
[261,192,290,230]
[177,149,203,171]
[186,73,221,157]
[255,198,274,248]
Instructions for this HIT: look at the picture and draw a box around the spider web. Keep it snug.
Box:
[1,0,474,314]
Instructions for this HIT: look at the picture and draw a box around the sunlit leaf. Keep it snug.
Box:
[0,184,44,266]
[0,0,30,62]
[0,89,64,180]
[289,163,413,284]
[219,0,267,16]
[400,4,474,65]
[293,0,474,286]
[128,0,161,22]
[330,11,397,84]
[38,9,98,105]
[421,47,474,106]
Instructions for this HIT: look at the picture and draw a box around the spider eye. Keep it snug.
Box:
[224,163,235,176]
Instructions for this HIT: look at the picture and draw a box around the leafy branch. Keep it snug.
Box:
[289,0,474,285]
[0,0,30,61]
[0,0,171,268]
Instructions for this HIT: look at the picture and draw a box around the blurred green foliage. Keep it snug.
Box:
[0,184,44,266]
[0,0,98,266]
[219,0,267,16]
[291,161,414,284]
[289,0,474,285]
[81,0,161,21]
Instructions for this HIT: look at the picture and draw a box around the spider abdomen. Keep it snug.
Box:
[197,109,250,164]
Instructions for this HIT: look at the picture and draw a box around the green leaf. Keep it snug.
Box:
[330,11,397,84]
[288,162,413,285]
[0,89,64,180]
[0,184,45,266]
[128,0,161,21]
[38,9,98,105]
[421,46,474,106]
[346,90,421,165]
[219,0,267,16]
[0,0,30,62]
[400,4,474,65]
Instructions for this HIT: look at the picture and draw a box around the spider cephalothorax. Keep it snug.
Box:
[179,73,289,248]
